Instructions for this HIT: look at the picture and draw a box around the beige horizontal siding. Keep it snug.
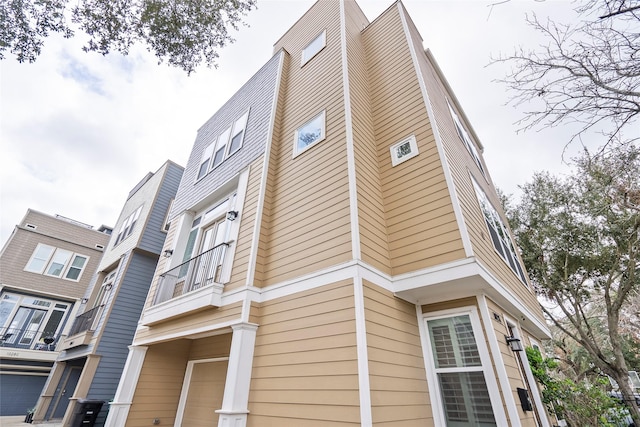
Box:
[410,18,545,322]
[134,301,242,344]
[363,281,433,426]
[249,280,360,425]
[344,0,391,274]
[126,340,191,427]
[362,5,465,276]
[261,0,352,286]
[182,360,228,427]
[485,298,539,427]
[0,227,106,299]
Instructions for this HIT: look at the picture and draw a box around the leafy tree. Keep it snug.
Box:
[493,0,640,148]
[508,145,640,422]
[0,0,256,74]
[527,346,629,426]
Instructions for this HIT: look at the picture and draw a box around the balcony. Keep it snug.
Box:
[59,305,104,350]
[0,326,58,352]
[143,243,228,325]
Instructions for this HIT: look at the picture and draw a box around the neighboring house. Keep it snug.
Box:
[107,1,552,426]
[0,210,111,416]
[31,161,184,426]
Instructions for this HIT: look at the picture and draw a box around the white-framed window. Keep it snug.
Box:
[64,255,88,280]
[24,244,90,282]
[196,111,250,181]
[301,30,326,65]
[114,205,143,246]
[294,110,326,157]
[93,270,117,309]
[162,198,175,233]
[471,178,528,284]
[25,244,55,274]
[0,292,70,350]
[424,309,499,426]
[447,101,485,176]
[390,135,419,166]
[197,143,215,180]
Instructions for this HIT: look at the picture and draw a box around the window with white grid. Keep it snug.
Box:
[427,314,497,427]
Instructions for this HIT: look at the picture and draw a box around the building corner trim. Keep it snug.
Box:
[340,0,362,262]
[396,3,474,258]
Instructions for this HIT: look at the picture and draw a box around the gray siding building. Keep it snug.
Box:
[32,160,184,426]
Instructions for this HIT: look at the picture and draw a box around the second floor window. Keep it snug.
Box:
[25,243,89,282]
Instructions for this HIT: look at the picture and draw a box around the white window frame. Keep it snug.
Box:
[24,243,55,274]
[197,143,215,180]
[293,110,326,157]
[227,110,249,157]
[162,198,175,233]
[447,101,485,176]
[301,30,326,66]
[471,176,528,285]
[421,306,505,427]
[24,244,89,282]
[195,110,250,181]
[64,254,89,281]
[114,205,143,246]
[390,135,419,166]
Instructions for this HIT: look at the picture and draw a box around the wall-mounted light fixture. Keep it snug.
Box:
[505,336,524,352]
[163,249,174,258]
[105,283,113,291]
[227,211,239,221]
[81,298,89,304]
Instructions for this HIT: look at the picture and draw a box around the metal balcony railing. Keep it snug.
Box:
[67,305,104,336]
[0,326,58,351]
[153,243,229,306]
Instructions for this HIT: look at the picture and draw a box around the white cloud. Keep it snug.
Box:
[0,0,592,244]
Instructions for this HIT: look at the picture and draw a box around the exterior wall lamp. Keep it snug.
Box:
[506,336,524,352]
[163,249,174,258]
[227,211,239,221]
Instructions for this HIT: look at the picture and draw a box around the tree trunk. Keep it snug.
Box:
[613,369,640,425]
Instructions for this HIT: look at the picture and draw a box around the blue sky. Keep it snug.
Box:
[0,0,587,244]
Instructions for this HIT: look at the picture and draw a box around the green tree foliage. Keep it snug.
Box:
[0,0,256,74]
[494,0,640,148]
[508,145,640,422]
[527,346,628,426]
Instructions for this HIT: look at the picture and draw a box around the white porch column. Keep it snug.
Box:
[104,345,148,427]
[216,323,258,427]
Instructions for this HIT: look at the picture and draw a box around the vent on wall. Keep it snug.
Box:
[390,135,419,166]
[25,223,37,230]
[96,244,105,250]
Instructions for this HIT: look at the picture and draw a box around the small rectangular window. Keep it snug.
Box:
[65,255,88,281]
[302,30,326,65]
[197,143,215,180]
[228,111,249,156]
[294,110,326,157]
